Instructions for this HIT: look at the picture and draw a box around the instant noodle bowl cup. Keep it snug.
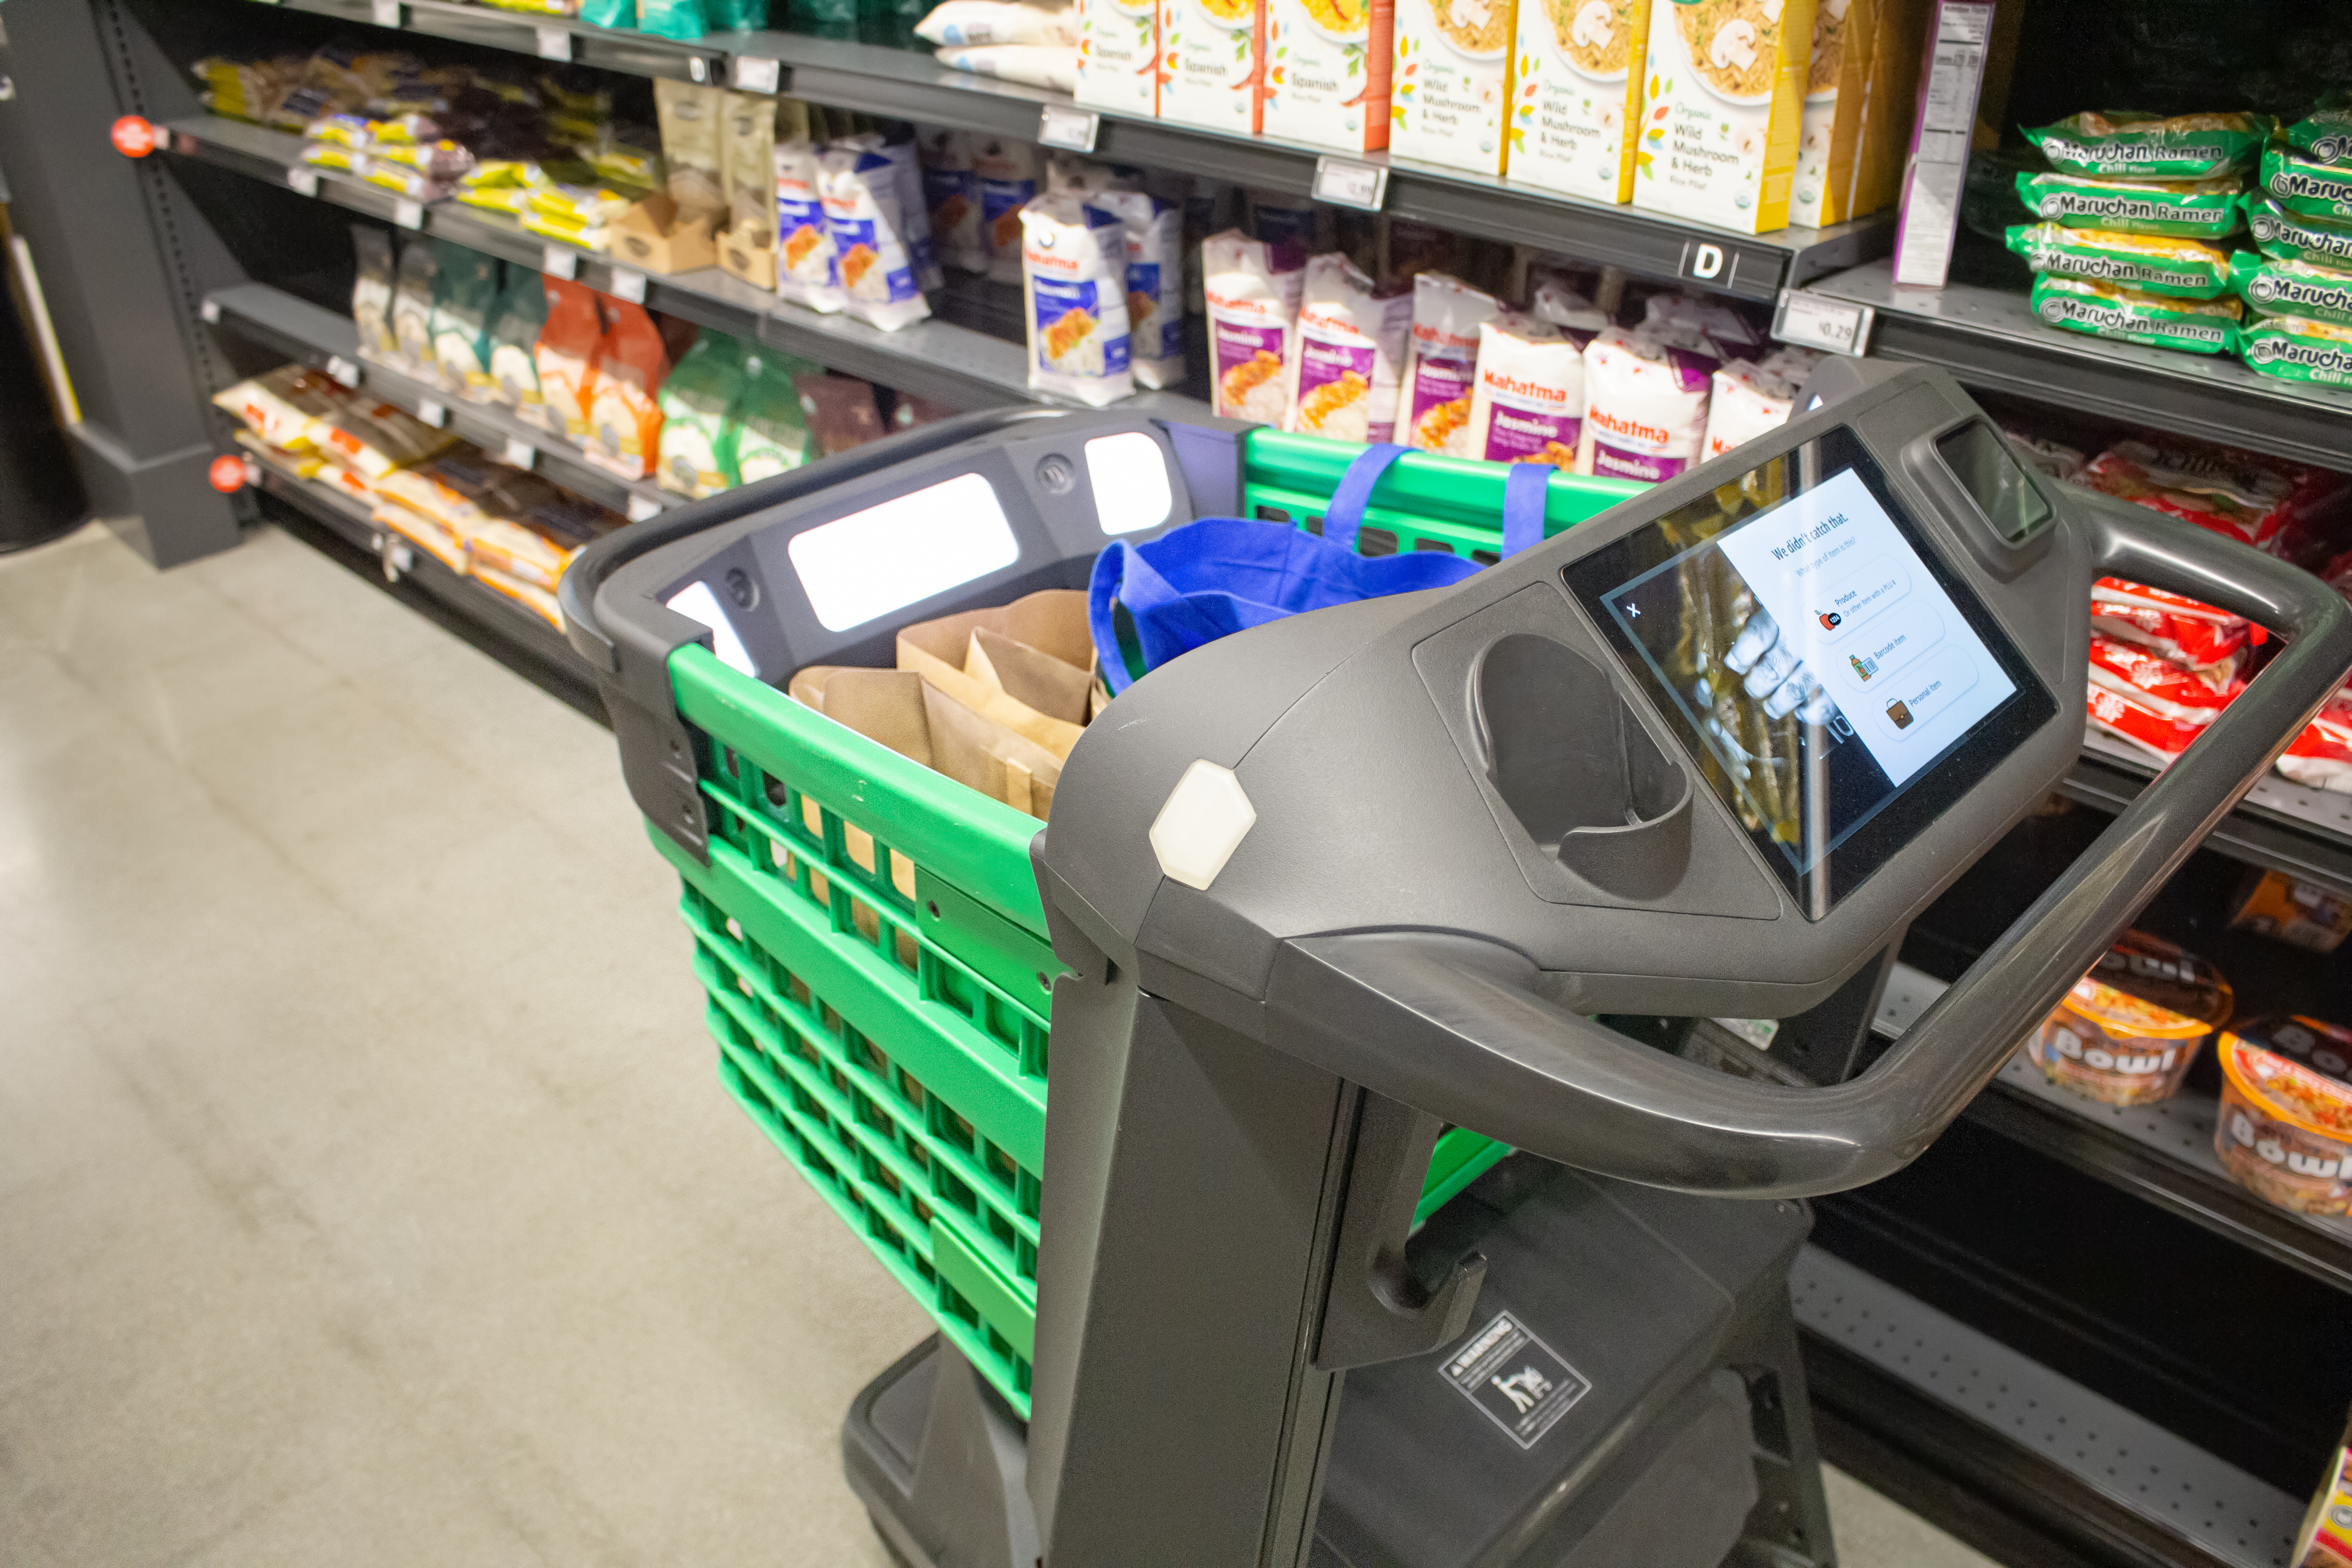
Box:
[2025,930,2231,1107]
[2216,1018,2352,1216]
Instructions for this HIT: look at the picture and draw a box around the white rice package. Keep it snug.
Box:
[1047,153,1137,195]
[916,0,1079,45]
[1702,357,1805,460]
[1398,272,1500,455]
[935,44,1080,93]
[818,145,933,332]
[1091,189,1185,390]
[1466,315,1585,468]
[918,126,987,274]
[1202,229,1305,424]
[879,134,946,291]
[1531,279,1607,342]
[1577,325,1715,482]
[1021,194,1135,407]
[972,136,1041,284]
[776,134,848,314]
[1284,253,1411,444]
[1643,291,1767,359]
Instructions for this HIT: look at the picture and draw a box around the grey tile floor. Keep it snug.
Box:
[0,520,2002,1567]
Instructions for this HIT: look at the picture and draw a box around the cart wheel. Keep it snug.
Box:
[867,1514,917,1568]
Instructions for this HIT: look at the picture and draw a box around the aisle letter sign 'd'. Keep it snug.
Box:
[110,116,157,158]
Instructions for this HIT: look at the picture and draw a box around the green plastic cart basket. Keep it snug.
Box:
[560,410,1645,1415]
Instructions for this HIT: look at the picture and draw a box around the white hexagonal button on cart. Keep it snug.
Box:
[1148,760,1258,891]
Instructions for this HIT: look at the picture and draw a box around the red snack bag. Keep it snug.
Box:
[2087,681,2209,765]
[2088,634,2244,724]
[2092,577,2263,667]
[2279,686,2352,796]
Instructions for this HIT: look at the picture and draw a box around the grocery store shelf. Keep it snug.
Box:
[164,116,1222,419]
[1873,963,2352,1296]
[204,280,676,517]
[239,0,1892,303]
[1808,260,2352,472]
[2065,729,2352,903]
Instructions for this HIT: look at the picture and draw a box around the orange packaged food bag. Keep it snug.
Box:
[2026,929,2232,1107]
[534,278,606,442]
[584,302,690,481]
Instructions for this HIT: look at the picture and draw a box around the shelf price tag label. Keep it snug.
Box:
[541,244,579,282]
[287,167,321,197]
[392,198,426,230]
[371,0,402,25]
[734,56,783,94]
[1772,289,1874,357]
[1312,156,1388,212]
[381,536,415,582]
[688,57,710,83]
[536,26,573,61]
[324,355,363,387]
[414,398,447,428]
[502,436,538,471]
[1037,104,1100,153]
[199,298,221,324]
[627,493,664,523]
[608,268,649,305]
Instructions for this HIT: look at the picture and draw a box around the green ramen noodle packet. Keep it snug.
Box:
[2023,110,2273,181]
[2259,145,2352,223]
[2241,196,2352,269]
[2004,222,2234,298]
[2285,88,2352,168]
[2029,275,2243,355]
[2230,253,2352,328]
[2014,170,2244,239]
[2240,314,2352,388]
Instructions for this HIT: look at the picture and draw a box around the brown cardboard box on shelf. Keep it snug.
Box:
[610,193,722,275]
[717,217,778,290]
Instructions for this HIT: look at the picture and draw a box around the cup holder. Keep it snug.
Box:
[1475,634,1693,899]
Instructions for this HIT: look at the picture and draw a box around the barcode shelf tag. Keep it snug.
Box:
[542,244,579,282]
[734,56,782,93]
[502,437,538,471]
[1312,156,1387,212]
[414,398,447,428]
[287,167,320,197]
[1038,104,1099,153]
[627,493,664,522]
[392,198,425,230]
[536,26,573,61]
[608,268,649,305]
[1773,290,1874,357]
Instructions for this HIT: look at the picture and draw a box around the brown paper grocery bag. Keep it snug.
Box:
[895,590,1095,757]
[790,666,1061,819]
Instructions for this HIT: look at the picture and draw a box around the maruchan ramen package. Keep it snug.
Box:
[1398,271,1499,454]
[776,132,848,315]
[1389,0,1517,176]
[1285,252,1411,443]
[818,145,933,332]
[2014,170,2244,240]
[1629,0,1821,233]
[1509,0,1650,202]
[1091,190,1185,391]
[1159,0,1264,136]
[1202,230,1304,424]
[2217,1017,2352,1216]
[2091,577,2255,668]
[1020,194,1136,408]
[2243,197,2352,271]
[918,126,987,273]
[1788,0,1871,225]
[2004,222,2234,299]
[2232,253,2352,329]
[2029,275,2241,356]
[657,332,749,497]
[2259,145,2352,224]
[2022,110,2270,182]
[2241,314,2352,390]
[2287,89,2352,168]
[2026,930,2232,1108]
[1575,324,1712,481]
[971,136,1040,285]
[1261,0,1394,153]
[1074,0,1161,117]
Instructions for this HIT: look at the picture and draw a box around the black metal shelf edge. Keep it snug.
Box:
[1874,964,2352,1296]
[237,0,1891,304]
[2063,740,2352,904]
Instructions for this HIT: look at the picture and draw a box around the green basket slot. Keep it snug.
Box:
[1418,1127,1515,1224]
[917,869,1065,1022]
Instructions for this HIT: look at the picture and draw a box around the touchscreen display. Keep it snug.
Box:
[1563,430,2055,915]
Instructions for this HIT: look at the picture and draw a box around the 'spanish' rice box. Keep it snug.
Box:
[1160,0,1266,134]
[1507,0,1651,202]
[1389,0,1519,176]
[1263,0,1395,152]
[1631,0,1821,233]
[1075,0,1161,117]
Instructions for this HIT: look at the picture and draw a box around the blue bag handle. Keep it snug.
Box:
[1318,443,1407,551]
[1501,462,1551,557]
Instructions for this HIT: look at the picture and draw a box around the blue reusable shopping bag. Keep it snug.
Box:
[1090,446,1553,693]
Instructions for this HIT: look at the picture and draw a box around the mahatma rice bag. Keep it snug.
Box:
[2231,253,2352,329]
[2242,197,2352,271]
[1203,230,1305,424]
[2024,111,2271,181]
[1398,271,1500,455]
[353,226,398,359]
[1091,189,1185,391]
[1576,324,1712,481]
[657,332,749,497]
[877,132,945,292]
[2004,222,2234,299]
[819,145,932,332]
[2259,145,2352,225]
[486,270,550,421]
[918,126,987,273]
[972,135,1040,284]
[1466,314,1584,468]
[1703,354,1804,459]
[2029,274,2242,356]
[1630,0,1820,233]
[2014,170,2244,240]
[920,0,1079,44]
[1509,0,1652,202]
[776,131,847,314]
[430,245,503,402]
[1531,278,1607,339]
[2241,314,2352,390]
[1020,194,1135,407]
[1285,252,1411,443]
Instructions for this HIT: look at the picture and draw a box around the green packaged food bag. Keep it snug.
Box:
[580,0,633,26]
[2003,221,2235,299]
[2029,274,2243,356]
[2240,314,2352,388]
[2285,88,2352,168]
[430,243,503,400]
[2259,145,2352,223]
[789,0,858,38]
[2242,196,2352,270]
[2014,170,2244,239]
[638,0,710,37]
[487,273,553,424]
[656,333,749,497]
[2230,252,2352,328]
[728,350,817,484]
[706,0,770,27]
[2023,111,2272,181]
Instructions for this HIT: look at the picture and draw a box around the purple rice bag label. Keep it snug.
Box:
[1664,345,1717,392]
[1407,356,1476,429]
[1214,319,1292,421]
[1588,441,1691,483]
[1483,406,1582,465]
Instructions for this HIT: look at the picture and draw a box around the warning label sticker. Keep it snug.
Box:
[1438,1308,1592,1449]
